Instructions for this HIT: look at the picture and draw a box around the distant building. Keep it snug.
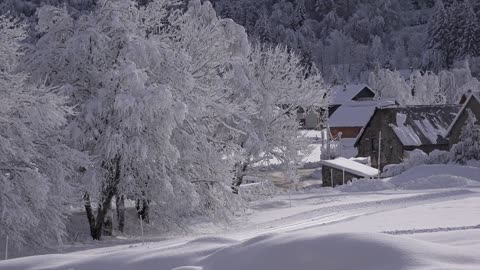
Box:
[329,84,376,116]
[355,105,461,170]
[297,84,377,130]
[446,93,480,148]
[320,157,379,187]
[328,99,397,139]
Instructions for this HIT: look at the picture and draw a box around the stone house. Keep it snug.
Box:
[354,105,461,170]
[446,93,480,147]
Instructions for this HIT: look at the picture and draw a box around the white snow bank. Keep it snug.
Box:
[339,178,395,192]
[200,232,480,270]
[3,231,480,270]
[340,164,480,192]
[320,157,379,178]
[389,164,480,188]
[393,175,479,190]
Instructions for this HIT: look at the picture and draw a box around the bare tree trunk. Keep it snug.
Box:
[116,195,125,233]
[231,161,248,194]
[136,199,150,224]
[84,156,122,240]
[83,193,97,239]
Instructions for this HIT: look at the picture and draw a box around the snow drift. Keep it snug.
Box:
[2,231,480,270]
[340,164,480,192]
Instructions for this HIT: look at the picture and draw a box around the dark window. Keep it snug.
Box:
[371,137,377,151]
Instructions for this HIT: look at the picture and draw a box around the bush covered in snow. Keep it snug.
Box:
[450,109,480,164]
[382,149,450,177]
[239,180,283,202]
[338,178,395,193]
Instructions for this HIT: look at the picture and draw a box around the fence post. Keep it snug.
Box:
[378,131,382,179]
[330,168,334,188]
[4,235,8,260]
[140,216,145,245]
[342,168,345,185]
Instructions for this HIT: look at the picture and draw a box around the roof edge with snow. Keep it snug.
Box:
[320,157,379,178]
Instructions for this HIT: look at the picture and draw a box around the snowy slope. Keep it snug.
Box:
[2,167,480,270]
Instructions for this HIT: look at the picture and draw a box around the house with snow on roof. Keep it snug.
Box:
[329,84,377,116]
[328,99,397,139]
[297,84,377,130]
[354,105,461,170]
[445,92,480,148]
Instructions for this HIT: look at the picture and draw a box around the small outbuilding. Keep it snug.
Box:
[446,93,480,147]
[321,157,379,187]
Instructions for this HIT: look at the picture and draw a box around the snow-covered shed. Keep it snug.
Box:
[328,99,397,138]
[355,105,461,170]
[320,157,379,187]
[329,84,376,116]
[446,93,480,148]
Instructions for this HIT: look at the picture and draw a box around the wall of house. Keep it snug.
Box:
[322,166,364,187]
[449,98,480,148]
[330,127,363,138]
[356,110,404,171]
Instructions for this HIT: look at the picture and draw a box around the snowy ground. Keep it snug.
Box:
[2,165,480,269]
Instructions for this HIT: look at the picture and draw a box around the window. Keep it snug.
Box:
[371,137,378,151]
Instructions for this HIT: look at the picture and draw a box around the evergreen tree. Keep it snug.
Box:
[451,109,480,163]
[456,0,480,59]
[425,0,450,69]
[255,5,272,43]
[293,0,307,30]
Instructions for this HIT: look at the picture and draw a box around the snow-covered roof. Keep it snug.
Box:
[328,99,398,128]
[446,93,480,136]
[390,106,461,146]
[355,105,461,147]
[320,157,379,178]
[329,105,377,128]
[330,84,374,105]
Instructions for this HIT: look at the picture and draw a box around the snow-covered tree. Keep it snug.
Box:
[368,68,411,104]
[158,0,253,215]
[231,45,329,192]
[409,70,446,104]
[26,0,198,239]
[255,5,272,43]
[450,109,480,163]
[0,15,85,247]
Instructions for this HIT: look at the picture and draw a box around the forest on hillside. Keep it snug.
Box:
[211,0,480,82]
[3,0,480,100]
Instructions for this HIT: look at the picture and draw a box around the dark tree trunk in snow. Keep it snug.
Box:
[231,161,248,194]
[83,192,97,239]
[136,199,150,224]
[83,156,122,240]
[116,195,125,233]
